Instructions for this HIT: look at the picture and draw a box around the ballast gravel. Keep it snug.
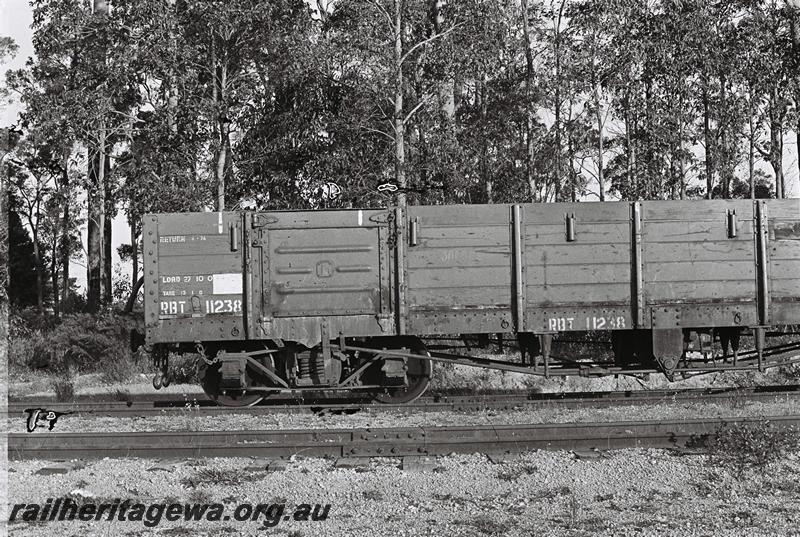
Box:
[8,449,800,537]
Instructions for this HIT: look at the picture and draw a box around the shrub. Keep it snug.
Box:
[168,353,200,384]
[51,372,75,402]
[711,421,799,478]
[33,313,133,372]
[9,329,39,369]
[9,309,48,369]
[10,310,143,383]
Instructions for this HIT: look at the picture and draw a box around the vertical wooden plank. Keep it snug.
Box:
[512,204,525,332]
[242,212,254,339]
[756,200,771,325]
[395,207,406,334]
[260,222,272,336]
[631,202,644,328]
[247,213,261,338]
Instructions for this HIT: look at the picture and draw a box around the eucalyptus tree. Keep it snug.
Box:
[9,0,140,311]
[567,0,617,200]
[6,138,59,312]
[737,0,795,199]
[327,0,462,207]
[1,37,19,326]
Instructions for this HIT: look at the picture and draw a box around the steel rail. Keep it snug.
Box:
[8,385,800,418]
[9,415,800,460]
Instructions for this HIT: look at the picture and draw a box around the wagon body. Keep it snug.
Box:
[143,199,800,348]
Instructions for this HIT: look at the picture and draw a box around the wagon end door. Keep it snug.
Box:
[144,212,247,346]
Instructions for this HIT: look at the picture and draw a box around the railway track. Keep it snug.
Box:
[9,415,800,460]
[8,384,800,417]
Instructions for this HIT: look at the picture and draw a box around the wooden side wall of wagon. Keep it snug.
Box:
[522,201,633,334]
[641,200,758,328]
[636,200,761,374]
[404,204,513,335]
[767,199,800,325]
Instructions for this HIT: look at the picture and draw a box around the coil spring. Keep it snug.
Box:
[312,353,326,377]
[298,355,311,378]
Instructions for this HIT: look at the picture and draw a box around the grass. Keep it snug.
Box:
[710,421,799,478]
[113,388,132,402]
[187,489,213,503]
[496,462,538,482]
[100,356,150,384]
[50,374,75,402]
[530,486,573,501]
[179,468,264,488]
[454,516,509,535]
[564,491,580,529]
[361,490,384,501]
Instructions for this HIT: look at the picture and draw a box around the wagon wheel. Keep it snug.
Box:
[197,360,265,407]
[372,337,433,404]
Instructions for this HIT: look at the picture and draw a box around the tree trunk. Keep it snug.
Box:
[31,224,43,313]
[87,131,106,313]
[103,152,112,304]
[394,0,407,209]
[678,92,686,200]
[50,235,59,319]
[568,124,576,202]
[433,0,453,121]
[215,55,228,212]
[131,223,139,288]
[453,74,463,118]
[216,134,227,211]
[433,0,455,202]
[748,90,755,199]
[553,21,562,201]
[104,210,112,303]
[60,147,70,307]
[644,76,655,199]
[791,3,800,187]
[477,75,491,203]
[520,0,537,201]
[702,84,714,199]
[167,0,179,135]
[87,0,108,313]
[624,97,635,200]
[594,84,604,201]
[0,138,7,373]
[719,75,732,199]
[769,86,785,199]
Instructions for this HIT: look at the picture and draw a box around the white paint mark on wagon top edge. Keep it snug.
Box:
[218,212,223,234]
[212,273,243,295]
[358,209,363,226]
